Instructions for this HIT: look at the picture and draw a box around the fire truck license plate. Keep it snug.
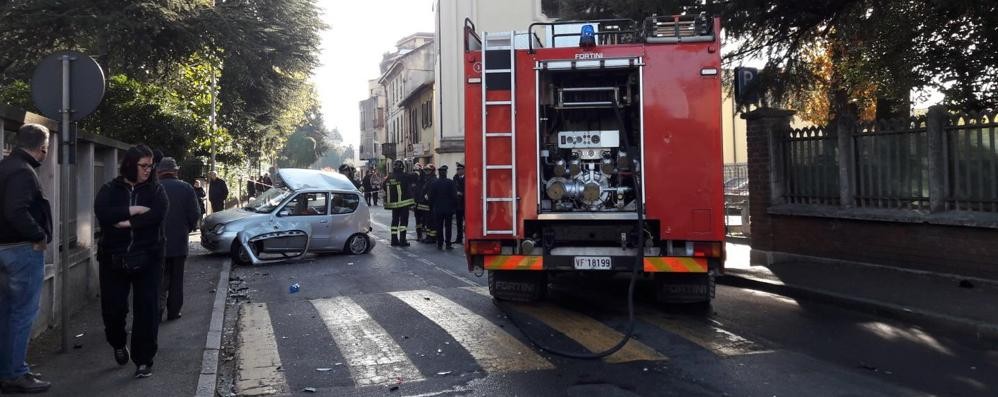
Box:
[574,256,612,270]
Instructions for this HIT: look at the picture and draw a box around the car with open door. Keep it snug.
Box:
[200,168,375,265]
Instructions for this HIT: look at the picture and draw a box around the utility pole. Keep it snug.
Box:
[210,66,217,172]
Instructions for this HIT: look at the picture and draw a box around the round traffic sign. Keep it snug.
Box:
[31,50,106,122]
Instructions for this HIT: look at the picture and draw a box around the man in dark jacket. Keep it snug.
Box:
[361,172,373,206]
[0,124,53,393]
[207,171,228,213]
[453,162,466,244]
[156,158,201,321]
[428,165,458,250]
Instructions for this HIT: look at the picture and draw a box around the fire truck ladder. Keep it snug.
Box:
[482,31,517,236]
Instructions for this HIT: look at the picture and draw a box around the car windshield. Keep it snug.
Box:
[247,187,293,213]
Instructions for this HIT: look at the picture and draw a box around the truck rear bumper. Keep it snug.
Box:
[482,255,714,273]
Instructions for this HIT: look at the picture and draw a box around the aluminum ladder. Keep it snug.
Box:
[481,31,517,236]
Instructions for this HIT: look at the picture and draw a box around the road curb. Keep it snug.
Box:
[718,272,998,345]
[196,258,232,397]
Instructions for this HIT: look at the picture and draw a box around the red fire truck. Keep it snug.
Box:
[463,15,725,306]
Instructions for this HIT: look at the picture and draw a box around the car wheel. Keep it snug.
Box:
[230,241,252,266]
[345,234,370,255]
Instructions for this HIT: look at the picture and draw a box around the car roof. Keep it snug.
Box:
[276,168,358,192]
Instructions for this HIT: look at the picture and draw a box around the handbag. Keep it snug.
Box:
[112,250,152,274]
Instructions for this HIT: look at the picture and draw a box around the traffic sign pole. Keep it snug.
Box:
[59,54,74,353]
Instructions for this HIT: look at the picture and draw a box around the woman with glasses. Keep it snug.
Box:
[93,144,169,379]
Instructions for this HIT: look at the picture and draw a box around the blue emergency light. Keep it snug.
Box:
[580,24,596,47]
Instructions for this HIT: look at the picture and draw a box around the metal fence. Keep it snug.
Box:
[947,111,998,212]
[854,118,930,210]
[724,162,747,181]
[782,126,840,205]
[776,108,998,214]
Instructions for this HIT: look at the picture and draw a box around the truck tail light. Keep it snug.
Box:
[469,240,502,255]
[693,242,723,258]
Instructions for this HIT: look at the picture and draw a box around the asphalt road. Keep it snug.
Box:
[214,207,997,397]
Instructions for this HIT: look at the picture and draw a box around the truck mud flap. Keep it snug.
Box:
[488,270,548,302]
[655,273,715,305]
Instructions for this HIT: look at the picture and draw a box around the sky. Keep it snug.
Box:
[312,0,436,155]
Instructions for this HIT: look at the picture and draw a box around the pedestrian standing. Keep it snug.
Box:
[246,177,256,199]
[0,124,53,394]
[362,172,373,206]
[453,162,466,244]
[262,172,273,190]
[428,165,457,250]
[155,158,200,322]
[207,171,228,213]
[370,170,381,206]
[385,160,414,246]
[93,144,169,379]
[193,179,207,217]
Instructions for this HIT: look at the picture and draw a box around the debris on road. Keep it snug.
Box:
[303,387,317,393]
[75,333,85,338]
[436,371,452,376]
[289,282,301,294]
[316,368,332,372]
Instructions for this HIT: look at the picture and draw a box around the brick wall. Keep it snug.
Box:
[744,108,998,280]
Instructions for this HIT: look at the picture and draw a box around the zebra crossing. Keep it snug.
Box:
[233,286,770,395]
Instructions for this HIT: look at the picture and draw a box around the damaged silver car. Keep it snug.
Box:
[200,168,375,265]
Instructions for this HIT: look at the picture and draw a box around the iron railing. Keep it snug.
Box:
[783,126,840,205]
[946,111,998,212]
[854,117,930,210]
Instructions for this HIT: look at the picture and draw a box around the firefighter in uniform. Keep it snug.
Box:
[409,163,425,241]
[418,164,438,243]
[453,162,466,244]
[385,160,414,246]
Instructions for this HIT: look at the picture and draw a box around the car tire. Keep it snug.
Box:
[230,241,252,266]
[345,234,370,255]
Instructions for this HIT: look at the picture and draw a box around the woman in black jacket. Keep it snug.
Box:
[93,145,169,379]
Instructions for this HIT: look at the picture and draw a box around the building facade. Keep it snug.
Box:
[433,0,556,170]
[379,33,436,163]
[358,80,386,166]
[401,84,435,163]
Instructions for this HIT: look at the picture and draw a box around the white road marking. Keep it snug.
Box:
[390,290,554,373]
[235,303,288,396]
[312,297,424,386]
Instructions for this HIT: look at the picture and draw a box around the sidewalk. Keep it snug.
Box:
[720,241,998,344]
[21,245,224,397]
